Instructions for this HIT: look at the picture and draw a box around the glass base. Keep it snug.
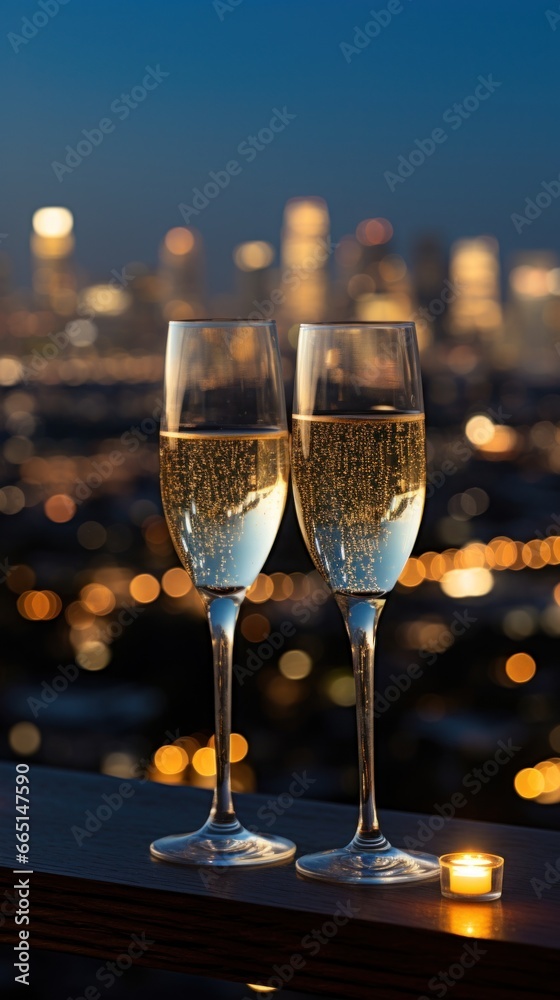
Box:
[296,842,440,884]
[150,821,296,867]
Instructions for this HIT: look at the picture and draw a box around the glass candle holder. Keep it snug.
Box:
[440,853,504,901]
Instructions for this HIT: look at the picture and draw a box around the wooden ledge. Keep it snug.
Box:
[0,764,558,997]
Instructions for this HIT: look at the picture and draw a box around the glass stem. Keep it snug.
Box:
[336,594,388,851]
[201,591,245,831]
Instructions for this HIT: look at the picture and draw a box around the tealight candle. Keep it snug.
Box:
[440,853,504,901]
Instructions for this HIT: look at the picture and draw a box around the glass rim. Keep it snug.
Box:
[168,319,277,327]
[299,321,415,329]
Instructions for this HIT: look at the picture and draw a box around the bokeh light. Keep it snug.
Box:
[81,584,116,616]
[154,744,189,774]
[514,767,545,799]
[233,241,274,271]
[465,414,495,446]
[247,573,274,604]
[9,721,41,755]
[32,206,74,238]
[398,559,426,587]
[129,573,160,603]
[206,733,249,763]
[192,747,217,776]
[356,217,393,246]
[325,670,355,706]
[44,493,76,523]
[164,227,195,255]
[17,590,62,621]
[440,567,493,598]
[505,652,536,683]
[77,521,107,550]
[241,613,270,642]
[279,649,312,680]
[162,567,192,597]
[76,640,111,671]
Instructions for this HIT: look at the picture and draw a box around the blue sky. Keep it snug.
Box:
[2,0,559,291]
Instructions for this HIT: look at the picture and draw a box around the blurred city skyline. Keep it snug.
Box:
[2,0,560,291]
[3,192,560,389]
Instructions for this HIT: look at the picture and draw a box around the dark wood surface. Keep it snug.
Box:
[0,763,558,997]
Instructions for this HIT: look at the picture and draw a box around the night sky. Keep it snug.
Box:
[2,0,559,291]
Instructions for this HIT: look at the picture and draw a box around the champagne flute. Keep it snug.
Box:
[291,322,439,883]
[151,320,295,866]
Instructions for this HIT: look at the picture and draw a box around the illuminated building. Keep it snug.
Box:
[351,217,414,329]
[232,241,275,317]
[332,234,362,319]
[158,227,205,320]
[31,206,77,314]
[411,235,448,347]
[507,252,560,376]
[448,236,503,343]
[279,197,330,346]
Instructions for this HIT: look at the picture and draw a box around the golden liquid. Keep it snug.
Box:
[291,413,425,596]
[160,429,289,590]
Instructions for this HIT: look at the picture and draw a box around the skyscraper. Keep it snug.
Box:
[31,207,76,315]
[279,197,330,349]
[158,227,205,320]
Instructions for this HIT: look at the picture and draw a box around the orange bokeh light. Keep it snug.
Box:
[505,652,536,683]
[356,217,393,246]
[240,613,270,642]
[164,227,194,255]
[398,558,426,587]
[247,573,274,604]
[162,567,192,598]
[154,744,188,774]
[207,733,249,763]
[17,590,62,621]
[44,493,76,523]
[129,573,160,603]
[80,583,116,616]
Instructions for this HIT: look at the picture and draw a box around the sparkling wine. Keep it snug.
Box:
[291,413,425,596]
[160,428,289,591]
